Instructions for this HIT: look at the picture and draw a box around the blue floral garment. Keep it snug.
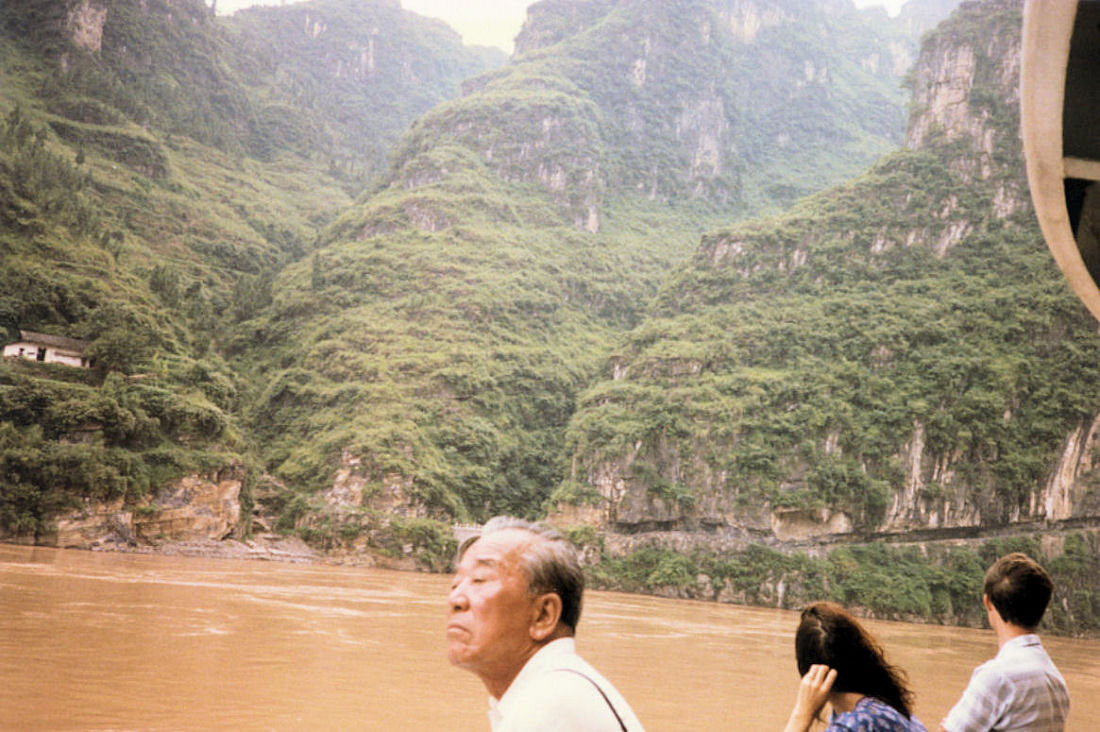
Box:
[826,696,929,732]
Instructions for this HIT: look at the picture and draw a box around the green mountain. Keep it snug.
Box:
[224,0,506,184]
[506,0,929,212]
[0,0,498,540]
[11,0,1098,636]
[559,0,1061,534]
[555,0,1100,634]
[237,0,946,554]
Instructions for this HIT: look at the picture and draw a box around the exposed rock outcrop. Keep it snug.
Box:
[42,465,244,550]
[717,1,789,44]
[905,0,1029,219]
[555,0,1100,551]
[66,0,107,53]
[1035,415,1100,521]
[323,449,430,519]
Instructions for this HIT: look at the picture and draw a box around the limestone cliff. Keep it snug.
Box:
[905,0,1030,223]
[65,0,108,53]
[555,0,1100,546]
[224,0,505,171]
[244,0,953,549]
[391,0,937,232]
[513,0,616,56]
[34,465,244,550]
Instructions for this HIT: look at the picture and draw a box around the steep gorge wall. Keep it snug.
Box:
[249,0,948,549]
[554,0,1100,548]
[4,466,245,550]
[412,0,930,230]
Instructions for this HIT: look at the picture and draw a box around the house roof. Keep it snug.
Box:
[17,330,89,352]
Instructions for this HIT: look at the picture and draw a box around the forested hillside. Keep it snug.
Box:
[561,1,1082,532]
[555,0,1100,634]
[505,0,926,212]
[0,0,499,539]
[6,0,1097,635]
[225,0,505,186]
[239,0,945,556]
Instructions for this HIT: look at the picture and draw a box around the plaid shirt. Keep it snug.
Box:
[941,634,1069,732]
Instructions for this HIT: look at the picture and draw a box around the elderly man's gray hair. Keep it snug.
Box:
[459,516,585,631]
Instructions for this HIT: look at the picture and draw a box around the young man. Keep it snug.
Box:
[939,552,1070,732]
[446,516,645,731]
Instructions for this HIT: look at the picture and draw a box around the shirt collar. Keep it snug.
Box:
[490,638,577,712]
[998,633,1042,655]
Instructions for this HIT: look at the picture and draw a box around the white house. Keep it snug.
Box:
[3,330,92,368]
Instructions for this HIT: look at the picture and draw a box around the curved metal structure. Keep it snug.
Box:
[1022,0,1100,320]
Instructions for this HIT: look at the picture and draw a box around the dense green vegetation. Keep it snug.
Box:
[240,165,712,530]
[495,0,922,212]
[0,0,942,544]
[0,358,239,536]
[2,0,503,186]
[4,0,252,154]
[559,1,1100,530]
[0,0,498,537]
[0,61,253,534]
[5,0,1097,638]
[241,0,942,542]
[224,0,505,186]
[562,151,1100,525]
[583,531,1100,637]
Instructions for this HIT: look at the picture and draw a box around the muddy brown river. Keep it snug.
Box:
[1,545,1096,730]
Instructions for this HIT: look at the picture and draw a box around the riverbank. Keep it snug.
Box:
[16,519,1100,640]
[77,533,428,572]
[89,535,320,563]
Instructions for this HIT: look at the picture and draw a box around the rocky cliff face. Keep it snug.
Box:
[65,0,108,53]
[1037,417,1100,520]
[3,0,251,151]
[224,0,505,170]
[3,0,502,171]
[241,0,953,544]
[394,75,606,231]
[513,0,615,56]
[905,0,1029,217]
[323,449,432,519]
[34,465,245,550]
[398,0,936,231]
[554,0,1100,546]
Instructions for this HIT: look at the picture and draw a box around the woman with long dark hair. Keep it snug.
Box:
[782,602,928,732]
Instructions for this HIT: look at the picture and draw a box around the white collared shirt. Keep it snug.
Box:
[488,638,645,731]
[941,634,1069,731]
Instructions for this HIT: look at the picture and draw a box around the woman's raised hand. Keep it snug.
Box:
[782,664,837,732]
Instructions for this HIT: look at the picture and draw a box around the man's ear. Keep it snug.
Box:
[529,592,563,641]
[982,593,1003,626]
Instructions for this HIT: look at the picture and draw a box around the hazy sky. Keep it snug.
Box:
[213,0,533,51]
[214,1,908,53]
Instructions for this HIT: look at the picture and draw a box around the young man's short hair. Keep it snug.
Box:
[983,552,1054,630]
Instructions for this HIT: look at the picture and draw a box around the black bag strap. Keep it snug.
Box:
[552,668,629,731]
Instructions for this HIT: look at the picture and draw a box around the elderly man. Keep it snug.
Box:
[446,516,645,731]
[939,552,1070,732]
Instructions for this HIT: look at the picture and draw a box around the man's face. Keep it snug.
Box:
[446,529,539,688]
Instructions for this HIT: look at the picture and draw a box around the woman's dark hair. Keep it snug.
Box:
[795,602,914,718]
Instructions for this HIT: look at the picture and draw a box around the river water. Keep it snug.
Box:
[1,545,1097,731]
